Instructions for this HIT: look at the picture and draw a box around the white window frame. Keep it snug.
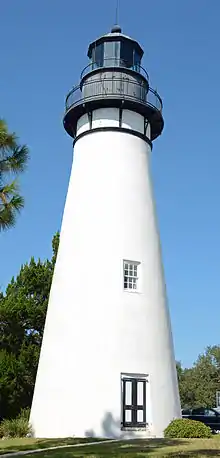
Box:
[123,260,140,292]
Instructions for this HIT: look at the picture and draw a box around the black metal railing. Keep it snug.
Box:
[81,58,149,80]
[65,77,162,114]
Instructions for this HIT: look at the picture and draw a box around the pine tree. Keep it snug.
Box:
[0,233,59,418]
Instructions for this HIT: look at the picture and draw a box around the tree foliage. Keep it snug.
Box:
[177,346,220,408]
[0,233,59,418]
[0,119,29,231]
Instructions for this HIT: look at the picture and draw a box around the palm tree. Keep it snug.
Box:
[0,119,29,231]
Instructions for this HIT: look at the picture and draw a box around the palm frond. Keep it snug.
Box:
[9,194,24,211]
[0,119,28,231]
[0,189,24,231]
[4,145,29,173]
[0,119,17,153]
[0,180,19,197]
[0,206,16,230]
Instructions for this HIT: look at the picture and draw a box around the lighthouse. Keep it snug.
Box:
[30,25,181,439]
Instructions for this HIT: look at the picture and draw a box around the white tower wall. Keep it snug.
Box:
[30,109,181,439]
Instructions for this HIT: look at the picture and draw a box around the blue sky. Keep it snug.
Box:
[1,0,220,368]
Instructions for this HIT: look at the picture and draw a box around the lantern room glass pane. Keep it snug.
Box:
[120,41,133,68]
[104,41,120,67]
[133,49,141,71]
[120,42,141,72]
[92,43,104,68]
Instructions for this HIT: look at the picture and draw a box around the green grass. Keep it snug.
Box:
[0,437,220,457]
[0,437,103,454]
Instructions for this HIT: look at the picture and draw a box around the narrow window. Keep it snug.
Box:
[124,261,139,291]
[121,374,147,428]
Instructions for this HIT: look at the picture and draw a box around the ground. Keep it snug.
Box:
[0,437,220,457]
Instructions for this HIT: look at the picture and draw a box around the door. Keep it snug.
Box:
[122,377,146,427]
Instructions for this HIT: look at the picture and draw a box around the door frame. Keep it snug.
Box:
[121,372,149,429]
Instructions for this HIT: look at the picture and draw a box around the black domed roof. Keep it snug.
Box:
[87,27,144,59]
[111,25,122,33]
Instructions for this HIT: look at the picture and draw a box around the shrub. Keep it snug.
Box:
[19,407,31,421]
[164,418,212,439]
[0,409,32,438]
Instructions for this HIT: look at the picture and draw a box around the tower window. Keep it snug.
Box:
[124,261,139,291]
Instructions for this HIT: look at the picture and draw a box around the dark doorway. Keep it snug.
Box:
[122,377,146,427]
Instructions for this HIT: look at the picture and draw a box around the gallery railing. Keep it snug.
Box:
[80,58,149,81]
[65,77,162,113]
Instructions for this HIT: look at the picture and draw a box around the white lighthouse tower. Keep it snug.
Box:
[30,25,181,439]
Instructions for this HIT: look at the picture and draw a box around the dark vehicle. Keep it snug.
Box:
[182,407,220,432]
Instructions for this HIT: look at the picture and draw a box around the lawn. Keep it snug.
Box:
[0,437,104,454]
[0,437,220,457]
